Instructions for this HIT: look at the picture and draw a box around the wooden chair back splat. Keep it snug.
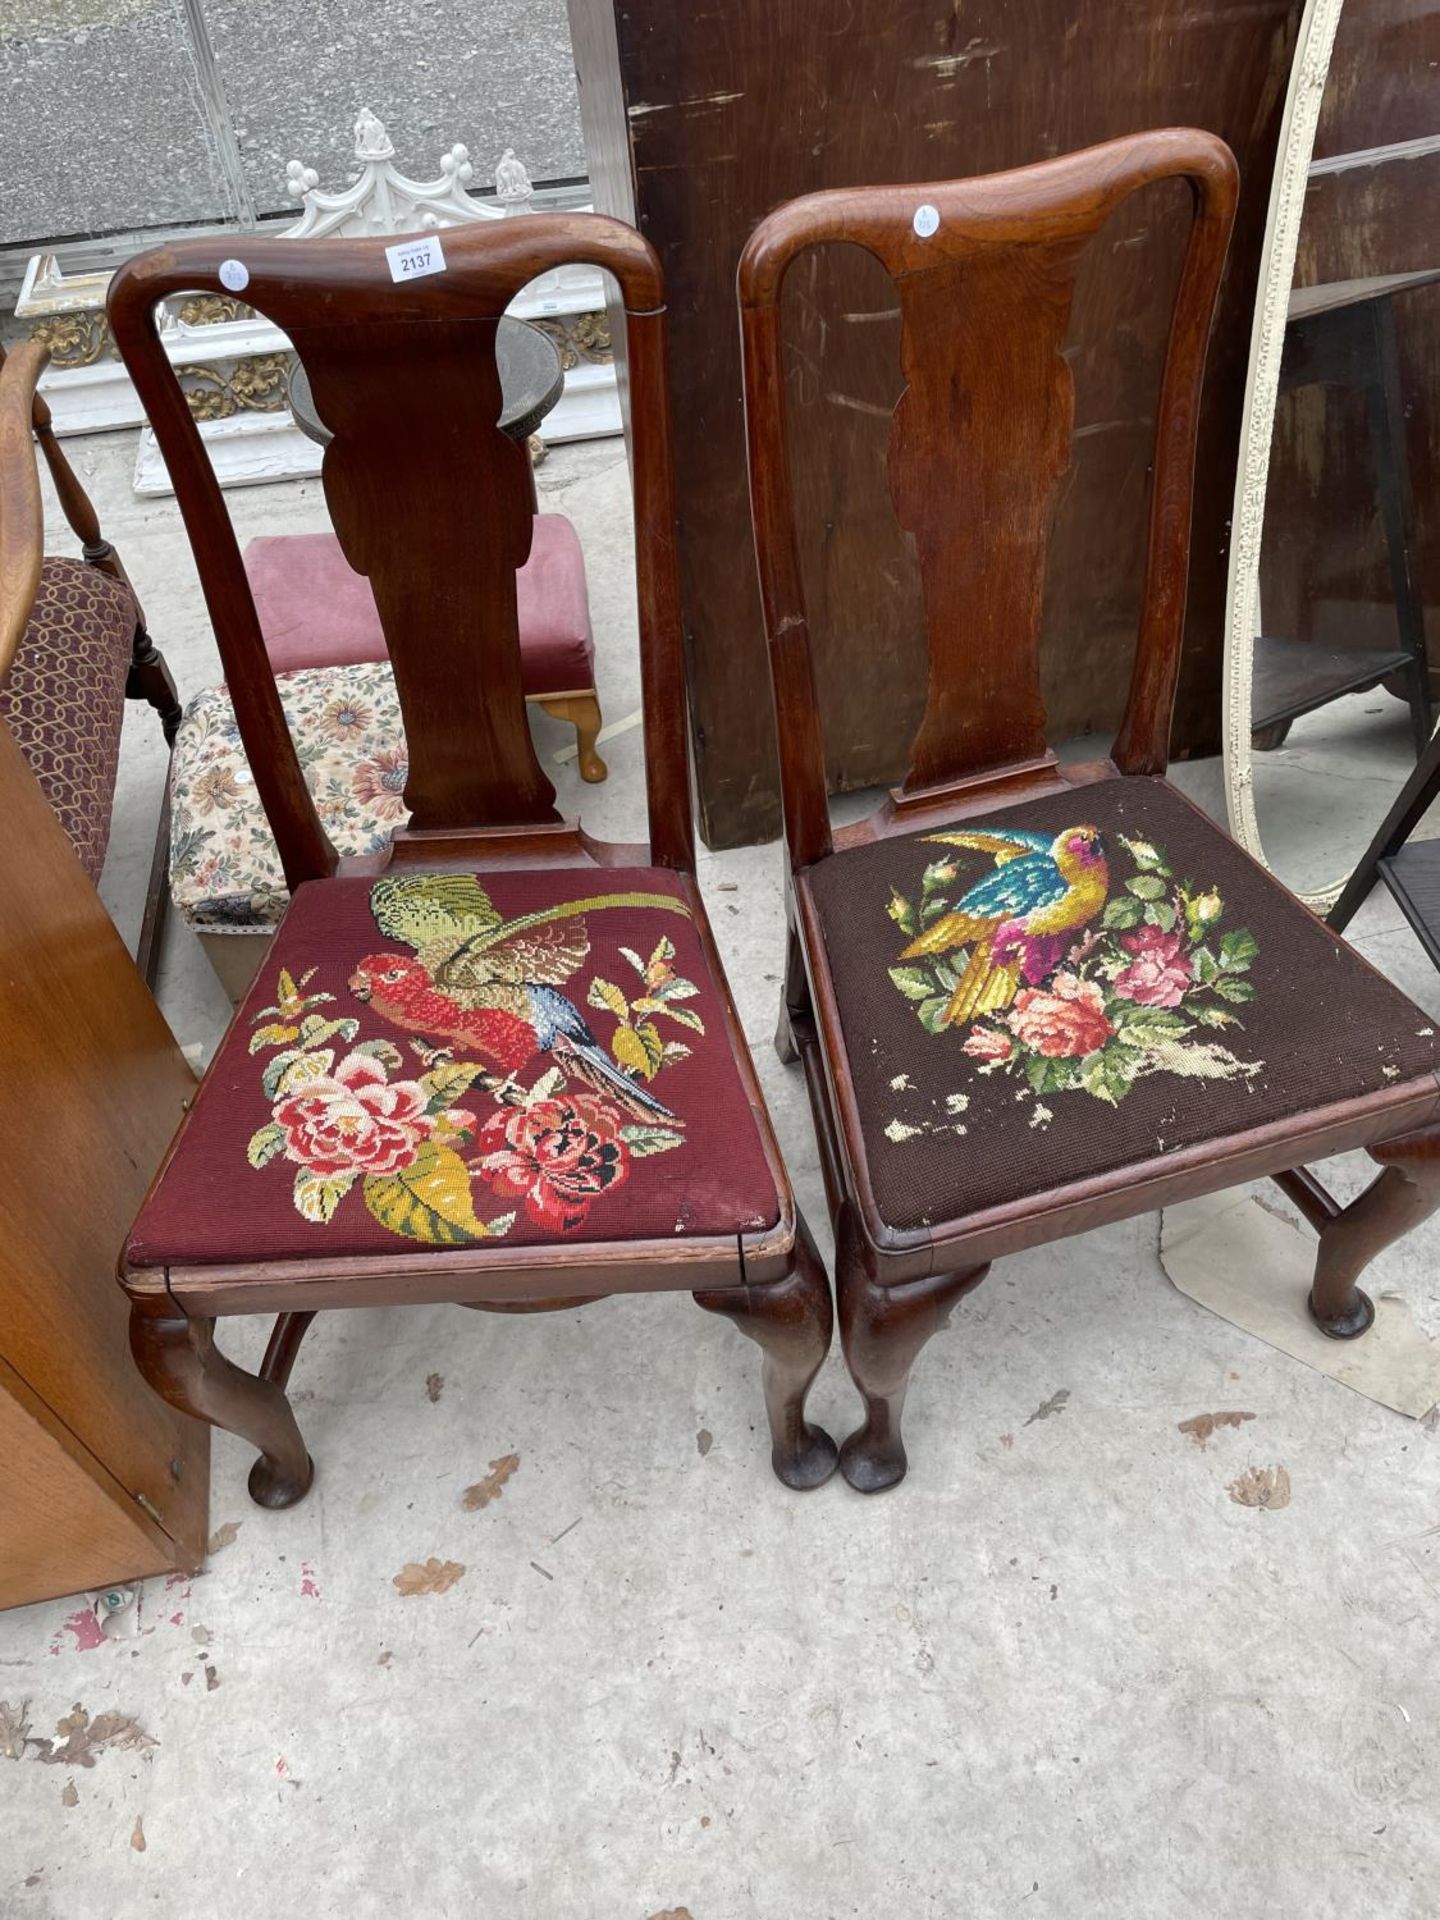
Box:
[107,215,692,883]
[739,128,1238,868]
[741,132,1440,1496]
[106,215,837,1514]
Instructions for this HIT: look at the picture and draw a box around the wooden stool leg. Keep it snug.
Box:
[130,1302,314,1510]
[1308,1133,1440,1339]
[837,1209,988,1493]
[693,1214,837,1489]
[534,692,608,782]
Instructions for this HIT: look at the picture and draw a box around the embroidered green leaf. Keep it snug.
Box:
[299,1014,360,1049]
[1143,900,1178,932]
[1211,976,1256,1004]
[249,1022,299,1054]
[619,1124,687,1157]
[890,965,938,1000]
[247,1122,286,1169]
[649,976,699,1002]
[646,935,677,975]
[1117,835,1171,875]
[612,1023,663,1081]
[920,896,951,924]
[1125,873,1167,900]
[1191,945,1220,985]
[419,1060,486,1113]
[932,959,961,992]
[587,977,630,1020]
[274,1049,336,1098]
[921,857,959,894]
[659,1041,692,1067]
[1191,1003,1237,1027]
[1115,1007,1191,1047]
[656,1003,705,1035]
[526,1067,565,1104]
[1102,896,1145,931]
[1080,1048,1136,1105]
[261,1049,303,1100]
[293,1168,357,1223]
[618,945,647,979]
[353,1038,405,1071]
[887,890,920,938]
[1219,928,1259,973]
[1025,1054,1082,1095]
[362,1141,494,1245]
[917,995,952,1035]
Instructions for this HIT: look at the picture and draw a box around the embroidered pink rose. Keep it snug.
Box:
[962,1026,1013,1064]
[1008,973,1113,1058]
[1113,927,1192,1009]
[275,1051,435,1176]
[476,1094,630,1232]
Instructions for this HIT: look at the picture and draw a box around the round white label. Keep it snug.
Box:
[218,258,250,292]
[912,204,940,239]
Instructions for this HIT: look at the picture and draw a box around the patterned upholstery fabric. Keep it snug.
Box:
[0,557,134,880]
[806,776,1438,1235]
[170,661,409,933]
[127,867,780,1267]
[245,514,597,692]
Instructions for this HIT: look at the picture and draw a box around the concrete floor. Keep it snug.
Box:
[3,434,1440,1917]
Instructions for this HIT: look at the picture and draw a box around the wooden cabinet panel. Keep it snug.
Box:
[570,0,1304,845]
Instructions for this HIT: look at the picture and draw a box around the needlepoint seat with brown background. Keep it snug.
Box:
[807,778,1439,1234]
[127,868,780,1269]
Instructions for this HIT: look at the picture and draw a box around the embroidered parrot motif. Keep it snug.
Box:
[348,874,692,1121]
[898,824,1110,1027]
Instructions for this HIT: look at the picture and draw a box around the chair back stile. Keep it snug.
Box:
[106,213,694,882]
[738,128,1238,875]
[0,343,48,681]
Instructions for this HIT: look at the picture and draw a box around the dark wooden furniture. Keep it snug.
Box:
[0,691,205,1608]
[1251,270,1440,754]
[1329,709,1440,944]
[0,341,182,984]
[569,0,1307,846]
[287,315,565,446]
[107,213,836,1512]
[741,130,1440,1493]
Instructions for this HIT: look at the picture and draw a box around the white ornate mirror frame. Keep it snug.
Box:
[1222,0,1347,909]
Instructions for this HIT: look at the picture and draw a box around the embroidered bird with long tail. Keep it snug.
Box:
[899,825,1109,1027]
[349,874,690,1121]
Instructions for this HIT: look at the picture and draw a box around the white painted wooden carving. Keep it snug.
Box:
[16,108,620,493]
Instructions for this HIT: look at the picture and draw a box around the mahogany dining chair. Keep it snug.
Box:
[740,129,1440,1492]
[108,212,837,1511]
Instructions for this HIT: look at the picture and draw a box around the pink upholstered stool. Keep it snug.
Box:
[243,513,606,780]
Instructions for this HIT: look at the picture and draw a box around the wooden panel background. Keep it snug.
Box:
[570,0,1303,845]
[1261,0,1440,659]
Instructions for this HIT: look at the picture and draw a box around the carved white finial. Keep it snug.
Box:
[284,158,320,201]
[439,142,474,188]
[353,108,395,161]
[494,147,533,209]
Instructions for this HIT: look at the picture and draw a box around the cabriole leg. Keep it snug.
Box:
[694,1215,837,1490]
[1309,1133,1440,1339]
[837,1210,988,1493]
[130,1302,314,1509]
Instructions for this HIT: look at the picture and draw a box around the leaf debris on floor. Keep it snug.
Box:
[28,1706,158,1768]
[206,1521,242,1555]
[426,1372,444,1403]
[130,1814,146,1853]
[1228,1464,1291,1510]
[392,1559,467,1597]
[1179,1410,1256,1449]
[0,1698,30,1759]
[696,1429,713,1456]
[462,1453,520,1510]
[1024,1389,1070,1427]
[60,1780,78,1808]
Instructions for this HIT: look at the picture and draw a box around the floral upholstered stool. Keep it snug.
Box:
[171,517,604,1000]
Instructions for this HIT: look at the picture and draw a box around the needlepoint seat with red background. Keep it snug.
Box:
[807,778,1439,1235]
[128,867,780,1269]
